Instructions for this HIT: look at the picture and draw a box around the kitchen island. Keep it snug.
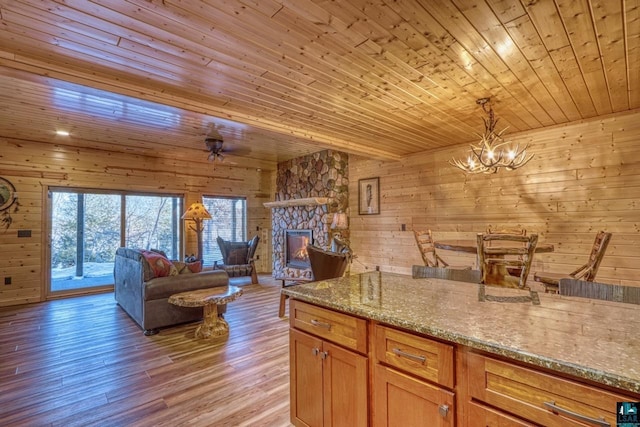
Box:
[283,271,640,426]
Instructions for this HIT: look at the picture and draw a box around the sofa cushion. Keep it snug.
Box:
[141,250,177,278]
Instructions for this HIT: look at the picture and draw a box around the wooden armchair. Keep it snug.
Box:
[477,232,538,289]
[534,231,612,294]
[214,235,260,284]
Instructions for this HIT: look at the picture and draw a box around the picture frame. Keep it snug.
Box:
[358,177,380,215]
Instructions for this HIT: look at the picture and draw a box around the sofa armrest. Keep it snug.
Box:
[143,270,229,301]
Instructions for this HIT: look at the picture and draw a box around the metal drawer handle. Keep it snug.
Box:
[310,319,331,329]
[544,401,610,427]
[392,347,427,364]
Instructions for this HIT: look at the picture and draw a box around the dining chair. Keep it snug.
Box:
[278,244,349,317]
[413,230,471,269]
[534,231,612,294]
[477,232,538,289]
[412,265,481,283]
[486,227,527,277]
[558,278,640,304]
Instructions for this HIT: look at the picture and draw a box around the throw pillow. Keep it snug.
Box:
[186,261,202,273]
[140,250,177,278]
[172,261,191,274]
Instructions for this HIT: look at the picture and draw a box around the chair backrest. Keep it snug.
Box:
[412,265,481,283]
[477,232,538,289]
[570,231,612,281]
[217,235,260,265]
[307,244,349,281]
[413,230,448,267]
[559,278,640,304]
[486,227,527,236]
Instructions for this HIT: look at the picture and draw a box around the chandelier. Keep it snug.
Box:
[449,98,533,174]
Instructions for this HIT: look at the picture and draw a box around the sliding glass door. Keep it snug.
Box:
[49,189,182,295]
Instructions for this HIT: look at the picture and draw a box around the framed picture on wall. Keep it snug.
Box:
[358,177,380,215]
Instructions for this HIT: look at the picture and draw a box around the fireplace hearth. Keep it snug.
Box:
[285,230,312,269]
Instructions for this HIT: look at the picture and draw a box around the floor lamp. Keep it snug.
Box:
[182,202,212,262]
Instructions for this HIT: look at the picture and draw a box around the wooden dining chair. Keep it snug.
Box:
[486,227,527,277]
[413,230,471,270]
[412,265,481,283]
[534,231,612,294]
[477,232,538,289]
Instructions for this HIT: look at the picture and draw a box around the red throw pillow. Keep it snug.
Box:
[140,250,176,278]
[186,261,202,273]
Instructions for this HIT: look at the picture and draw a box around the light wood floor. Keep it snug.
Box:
[0,275,293,427]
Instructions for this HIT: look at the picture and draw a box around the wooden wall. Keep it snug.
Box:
[348,109,640,287]
[0,138,274,307]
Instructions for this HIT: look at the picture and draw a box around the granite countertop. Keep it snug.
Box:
[282,271,640,395]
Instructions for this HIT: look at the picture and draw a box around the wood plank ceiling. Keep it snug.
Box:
[0,0,638,168]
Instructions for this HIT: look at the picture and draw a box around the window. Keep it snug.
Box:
[201,196,247,267]
[49,189,183,294]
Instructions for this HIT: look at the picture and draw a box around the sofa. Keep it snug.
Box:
[114,247,229,335]
[214,235,260,284]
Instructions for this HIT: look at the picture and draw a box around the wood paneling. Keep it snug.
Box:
[348,109,640,286]
[0,137,275,306]
[0,1,638,162]
[0,276,293,426]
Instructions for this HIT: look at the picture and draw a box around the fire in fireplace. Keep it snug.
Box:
[285,229,313,269]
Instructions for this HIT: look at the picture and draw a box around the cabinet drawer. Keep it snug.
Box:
[290,300,367,353]
[375,324,454,388]
[467,352,635,426]
[467,401,535,426]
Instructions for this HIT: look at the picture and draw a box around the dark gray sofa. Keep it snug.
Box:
[114,247,229,335]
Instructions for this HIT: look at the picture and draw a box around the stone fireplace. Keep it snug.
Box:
[264,150,349,280]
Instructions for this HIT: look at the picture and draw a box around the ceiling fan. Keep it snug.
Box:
[205,137,226,162]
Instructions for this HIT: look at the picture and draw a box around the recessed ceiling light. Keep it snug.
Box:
[56,130,70,136]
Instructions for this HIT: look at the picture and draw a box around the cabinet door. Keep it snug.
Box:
[291,329,324,427]
[374,364,455,427]
[323,341,368,427]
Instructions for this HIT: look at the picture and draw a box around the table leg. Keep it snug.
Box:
[195,304,229,338]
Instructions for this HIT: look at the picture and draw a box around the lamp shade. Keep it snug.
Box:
[182,202,212,220]
[331,212,348,230]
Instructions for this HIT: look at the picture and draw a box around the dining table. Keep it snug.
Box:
[434,239,554,254]
[434,239,555,287]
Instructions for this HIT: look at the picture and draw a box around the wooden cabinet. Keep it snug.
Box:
[289,301,368,427]
[289,299,640,427]
[374,364,455,426]
[373,324,455,426]
[466,351,636,426]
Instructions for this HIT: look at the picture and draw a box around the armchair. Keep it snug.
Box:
[214,235,260,284]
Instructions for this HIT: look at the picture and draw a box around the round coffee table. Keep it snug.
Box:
[168,285,243,338]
